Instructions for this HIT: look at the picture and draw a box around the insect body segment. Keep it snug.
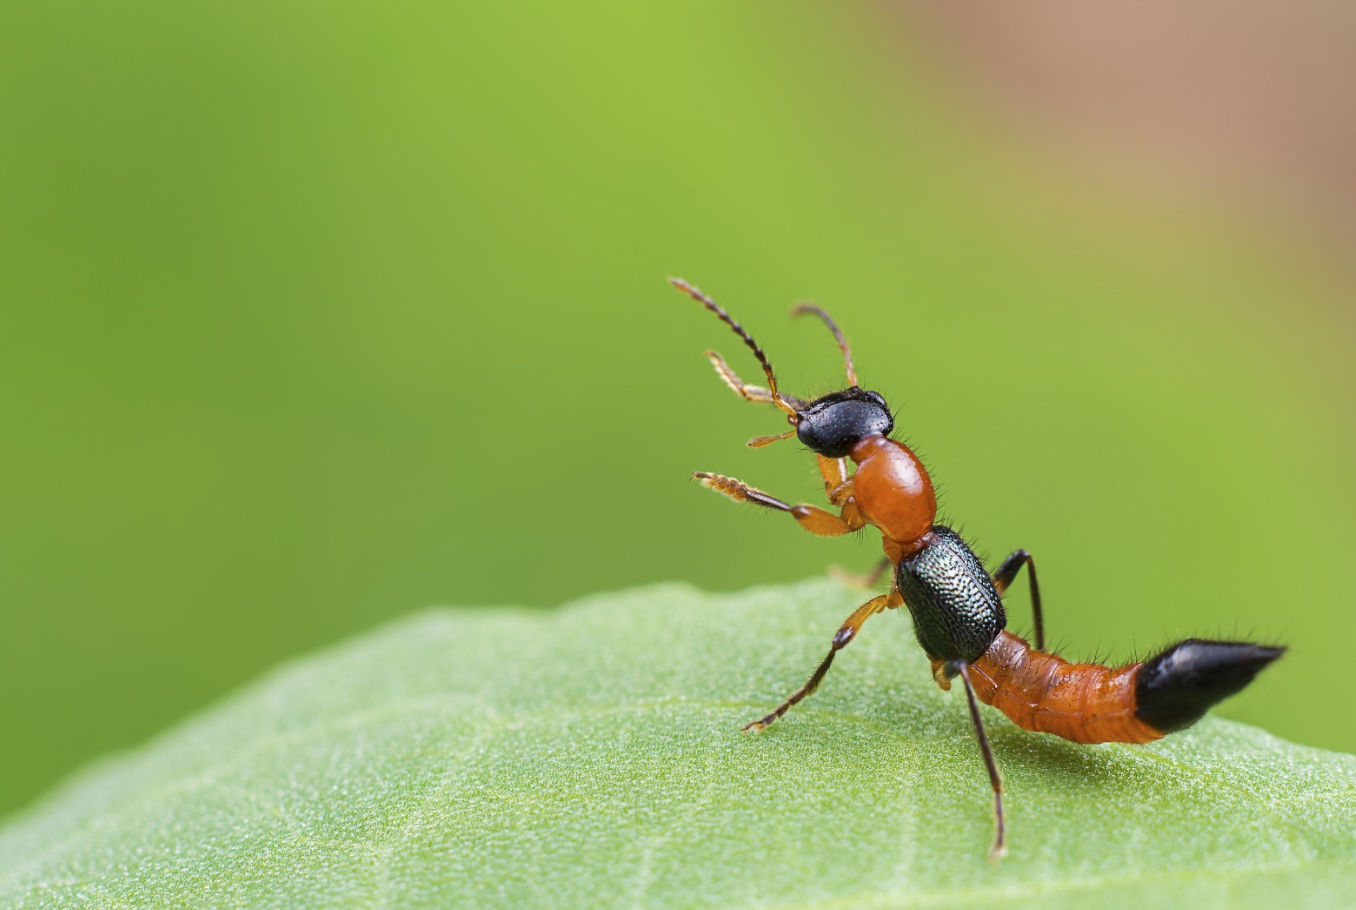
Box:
[1134,639,1285,733]
[670,278,1282,859]
[897,526,1006,665]
[848,436,936,551]
[965,632,1161,745]
[963,633,1285,745]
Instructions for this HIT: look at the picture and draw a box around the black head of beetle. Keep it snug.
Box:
[795,387,893,458]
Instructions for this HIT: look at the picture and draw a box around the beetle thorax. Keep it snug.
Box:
[849,436,936,545]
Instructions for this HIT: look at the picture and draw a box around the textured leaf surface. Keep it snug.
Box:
[1,581,1353,909]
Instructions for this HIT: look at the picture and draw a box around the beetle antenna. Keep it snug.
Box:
[792,303,858,388]
[670,278,799,420]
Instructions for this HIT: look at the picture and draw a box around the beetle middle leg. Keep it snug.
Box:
[744,590,902,733]
[992,549,1044,651]
[692,472,866,537]
[830,557,892,590]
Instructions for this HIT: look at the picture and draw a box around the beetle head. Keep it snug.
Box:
[795,387,893,458]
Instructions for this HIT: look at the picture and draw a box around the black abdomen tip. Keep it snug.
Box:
[1135,639,1285,734]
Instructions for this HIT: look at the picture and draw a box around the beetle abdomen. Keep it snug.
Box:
[896,526,1005,663]
[1134,639,1285,733]
[967,632,1284,744]
[968,632,1161,744]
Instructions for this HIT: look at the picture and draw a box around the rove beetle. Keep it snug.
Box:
[670,277,1283,858]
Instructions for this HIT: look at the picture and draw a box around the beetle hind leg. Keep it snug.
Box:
[951,660,1006,860]
[992,549,1044,651]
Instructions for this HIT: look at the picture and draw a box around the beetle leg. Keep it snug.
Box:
[951,660,1006,861]
[829,557,892,590]
[743,590,902,733]
[992,549,1044,651]
[815,454,855,506]
[692,472,867,537]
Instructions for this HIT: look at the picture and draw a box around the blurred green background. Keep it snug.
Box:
[2,2,1354,820]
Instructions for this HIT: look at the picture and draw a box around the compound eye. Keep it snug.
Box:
[866,390,887,407]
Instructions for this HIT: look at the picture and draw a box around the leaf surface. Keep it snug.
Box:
[1,581,1352,909]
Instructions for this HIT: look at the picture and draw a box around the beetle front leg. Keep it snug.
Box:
[692,472,866,537]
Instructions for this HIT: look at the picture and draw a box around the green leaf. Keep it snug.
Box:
[2,581,1353,909]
